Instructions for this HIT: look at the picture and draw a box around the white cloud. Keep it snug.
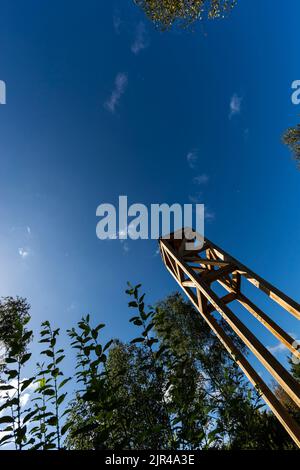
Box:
[26,226,31,235]
[67,302,77,312]
[267,342,287,355]
[154,247,160,257]
[186,151,198,169]
[123,242,130,253]
[205,209,215,222]
[188,192,203,204]
[18,247,29,259]
[0,379,36,446]
[0,379,36,404]
[193,174,209,185]
[267,335,299,356]
[113,227,132,253]
[113,13,122,34]
[131,22,149,55]
[20,393,30,408]
[229,93,242,119]
[104,72,128,113]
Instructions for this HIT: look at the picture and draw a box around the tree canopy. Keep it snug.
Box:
[283,124,300,168]
[134,0,237,30]
[0,288,298,450]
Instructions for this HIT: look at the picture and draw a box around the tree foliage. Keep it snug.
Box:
[283,123,300,168]
[134,0,237,30]
[0,297,31,357]
[0,290,298,450]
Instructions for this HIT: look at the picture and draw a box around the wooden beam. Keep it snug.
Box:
[160,239,300,425]
[237,293,300,361]
[202,265,236,284]
[206,292,237,314]
[183,258,230,267]
[160,247,300,447]
[205,238,300,321]
[159,235,300,447]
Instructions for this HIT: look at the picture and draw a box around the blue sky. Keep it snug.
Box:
[0,0,299,383]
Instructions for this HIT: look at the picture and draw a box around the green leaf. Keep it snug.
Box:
[0,398,18,411]
[129,316,140,323]
[21,378,34,392]
[40,329,50,337]
[58,377,71,389]
[7,370,18,379]
[41,350,54,358]
[128,301,138,308]
[57,393,67,406]
[147,338,158,347]
[91,329,98,340]
[140,311,148,321]
[47,416,58,426]
[71,422,99,437]
[43,389,55,396]
[130,337,145,344]
[22,331,33,343]
[100,354,107,363]
[0,434,12,445]
[0,384,14,391]
[20,353,32,364]
[142,322,154,336]
[103,339,113,352]
[0,416,14,424]
[61,422,72,436]
[5,357,17,364]
[23,410,38,424]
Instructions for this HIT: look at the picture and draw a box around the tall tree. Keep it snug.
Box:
[0,297,31,357]
[66,289,278,450]
[0,297,35,449]
[134,0,237,30]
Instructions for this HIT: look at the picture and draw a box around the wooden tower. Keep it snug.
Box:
[159,230,300,447]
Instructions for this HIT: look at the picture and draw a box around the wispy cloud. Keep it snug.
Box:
[116,227,132,254]
[154,247,160,257]
[113,12,122,34]
[0,379,36,407]
[229,93,242,119]
[205,209,215,222]
[193,173,209,185]
[186,150,198,169]
[188,192,203,204]
[267,334,298,356]
[18,247,29,259]
[104,73,128,113]
[123,242,130,253]
[131,22,149,55]
[67,302,77,312]
[267,342,287,355]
